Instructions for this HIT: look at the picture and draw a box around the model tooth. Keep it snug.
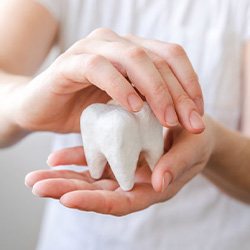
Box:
[84,149,107,179]
[80,102,164,191]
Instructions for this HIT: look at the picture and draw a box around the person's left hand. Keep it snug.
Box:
[25,116,215,216]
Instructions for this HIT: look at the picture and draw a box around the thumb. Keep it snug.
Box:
[151,134,198,193]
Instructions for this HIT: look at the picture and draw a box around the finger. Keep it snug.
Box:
[47,147,118,181]
[94,179,120,190]
[163,128,173,152]
[25,169,92,188]
[60,184,162,216]
[47,146,87,166]
[52,53,144,112]
[125,35,204,115]
[72,40,179,127]
[32,178,98,198]
[87,28,124,41]
[88,29,202,119]
[151,131,200,192]
[153,57,205,133]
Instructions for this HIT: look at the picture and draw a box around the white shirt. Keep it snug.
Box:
[36,1,250,250]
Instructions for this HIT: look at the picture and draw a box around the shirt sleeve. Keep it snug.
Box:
[35,0,62,22]
[243,2,250,41]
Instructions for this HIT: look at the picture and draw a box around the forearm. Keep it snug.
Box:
[0,70,31,147]
[0,0,59,147]
[203,117,250,203]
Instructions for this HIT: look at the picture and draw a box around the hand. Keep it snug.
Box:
[25,116,214,216]
[10,28,204,134]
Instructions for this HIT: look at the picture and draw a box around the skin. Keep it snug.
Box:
[0,0,205,148]
[25,116,250,216]
[242,43,250,136]
[25,118,215,216]
[1,0,250,215]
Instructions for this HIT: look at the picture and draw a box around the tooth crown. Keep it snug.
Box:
[80,102,164,191]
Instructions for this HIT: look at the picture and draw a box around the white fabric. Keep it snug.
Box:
[36,0,62,22]
[35,0,250,250]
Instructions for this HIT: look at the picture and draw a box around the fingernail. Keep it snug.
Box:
[161,172,172,192]
[47,156,53,167]
[128,94,143,112]
[165,106,179,126]
[189,110,205,130]
[24,177,31,188]
[194,97,204,115]
[32,186,40,197]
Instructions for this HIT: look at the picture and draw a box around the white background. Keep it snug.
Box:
[0,133,52,250]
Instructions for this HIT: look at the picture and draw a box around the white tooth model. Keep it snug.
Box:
[80,101,164,191]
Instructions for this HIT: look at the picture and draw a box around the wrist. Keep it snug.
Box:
[202,115,220,171]
[203,116,239,171]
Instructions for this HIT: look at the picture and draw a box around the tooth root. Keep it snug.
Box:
[144,147,164,171]
[84,149,107,179]
[106,153,139,191]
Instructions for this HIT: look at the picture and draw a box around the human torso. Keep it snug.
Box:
[37,1,250,249]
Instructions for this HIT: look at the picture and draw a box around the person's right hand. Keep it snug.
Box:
[10,28,204,134]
